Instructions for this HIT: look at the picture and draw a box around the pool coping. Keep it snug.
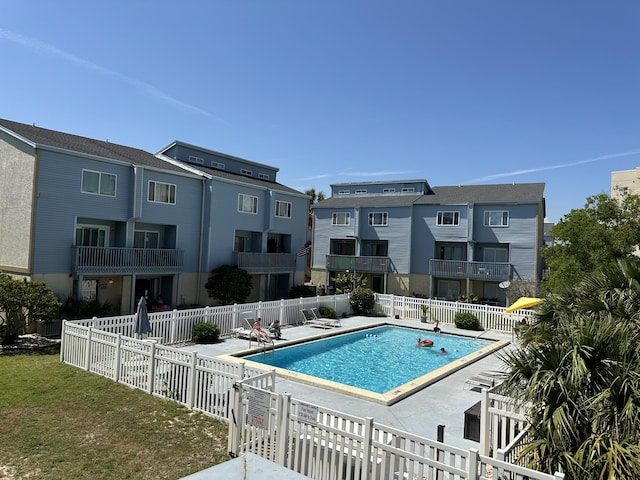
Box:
[218,321,510,406]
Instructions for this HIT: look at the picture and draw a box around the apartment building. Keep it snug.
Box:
[0,119,308,313]
[310,179,545,306]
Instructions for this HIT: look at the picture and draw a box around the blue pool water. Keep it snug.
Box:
[244,326,493,394]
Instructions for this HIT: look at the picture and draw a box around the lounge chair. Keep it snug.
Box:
[231,318,274,344]
[463,371,504,391]
[301,308,341,329]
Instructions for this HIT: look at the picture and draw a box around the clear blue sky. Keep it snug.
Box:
[2,1,639,222]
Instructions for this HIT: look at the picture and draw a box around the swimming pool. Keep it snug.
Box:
[236,325,508,405]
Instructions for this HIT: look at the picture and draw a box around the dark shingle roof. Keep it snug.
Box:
[314,183,545,208]
[0,119,191,174]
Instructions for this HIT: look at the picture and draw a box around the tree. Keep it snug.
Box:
[0,274,61,344]
[304,188,325,204]
[204,265,252,305]
[331,272,367,294]
[542,192,640,293]
[499,258,640,478]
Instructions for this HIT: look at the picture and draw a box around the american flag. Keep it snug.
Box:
[296,240,312,257]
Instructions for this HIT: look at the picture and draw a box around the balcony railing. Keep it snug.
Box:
[72,247,184,275]
[234,252,296,272]
[429,259,511,281]
[325,255,390,273]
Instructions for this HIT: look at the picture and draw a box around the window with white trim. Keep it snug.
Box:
[241,169,253,176]
[238,194,258,213]
[338,190,350,195]
[484,211,509,227]
[437,211,460,226]
[212,161,225,169]
[148,181,176,204]
[81,169,116,196]
[258,173,270,180]
[189,155,204,164]
[368,212,388,226]
[275,200,291,218]
[332,212,350,225]
[383,188,396,193]
[401,187,415,193]
[134,231,159,248]
[355,189,367,194]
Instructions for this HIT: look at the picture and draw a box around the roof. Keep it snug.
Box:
[0,118,188,174]
[0,119,306,195]
[313,183,545,208]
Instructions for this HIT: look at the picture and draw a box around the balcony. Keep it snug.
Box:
[234,252,296,273]
[325,255,390,273]
[72,247,184,275]
[429,259,511,282]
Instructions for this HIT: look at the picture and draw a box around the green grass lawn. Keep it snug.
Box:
[0,349,229,479]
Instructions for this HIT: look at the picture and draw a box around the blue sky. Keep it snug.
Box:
[2,1,639,222]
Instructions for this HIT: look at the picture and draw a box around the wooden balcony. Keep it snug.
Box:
[325,255,390,273]
[72,247,184,275]
[234,252,296,273]
[429,259,511,282]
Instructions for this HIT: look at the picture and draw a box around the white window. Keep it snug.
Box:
[241,169,253,176]
[238,194,258,213]
[332,212,350,225]
[76,226,108,247]
[134,231,159,248]
[148,181,176,204]
[437,211,460,226]
[368,212,388,226]
[258,173,270,180]
[81,169,116,196]
[275,200,291,218]
[338,190,350,195]
[188,155,204,164]
[212,161,225,169]
[383,188,396,193]
[484,211,509,227]
[355,189,367,194]
[401,187,415,193]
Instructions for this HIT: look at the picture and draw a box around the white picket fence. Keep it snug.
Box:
[59,294,559,479]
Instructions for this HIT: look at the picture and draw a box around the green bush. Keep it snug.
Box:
[288,284,316,298]
[318,306,337,319]
[192,322,220,343]
[349,287,375,315]
[454,312,483,331]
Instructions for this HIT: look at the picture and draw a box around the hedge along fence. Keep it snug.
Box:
[375,294,520,333]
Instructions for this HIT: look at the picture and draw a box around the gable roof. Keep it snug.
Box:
[0,119,306,195]
[313,182,545,208]
[0,118,190,174]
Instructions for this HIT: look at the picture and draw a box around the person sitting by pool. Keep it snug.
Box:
[253,318,272,343]
[269,319,282,340]
[437,347,448,355]
[433,319,441,333]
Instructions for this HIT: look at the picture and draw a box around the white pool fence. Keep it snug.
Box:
[60,293,561,480]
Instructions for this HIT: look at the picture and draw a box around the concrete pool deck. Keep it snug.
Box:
[178,315,514,451]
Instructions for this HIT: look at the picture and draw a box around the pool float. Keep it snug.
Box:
[418,339,434,348]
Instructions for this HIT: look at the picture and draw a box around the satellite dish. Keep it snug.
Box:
[499,281,511,289]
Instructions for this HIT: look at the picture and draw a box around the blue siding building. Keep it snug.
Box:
[311,180,545,306]
[0,120,308,314]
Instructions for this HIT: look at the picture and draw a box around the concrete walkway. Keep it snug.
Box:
[179,315,514,451]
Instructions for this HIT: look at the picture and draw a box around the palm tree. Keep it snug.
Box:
[499,258,640,478]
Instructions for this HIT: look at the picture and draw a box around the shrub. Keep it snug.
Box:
[349,287,375,315]
[288,284,316,298]
[192,322,220,343]
[318,306,337,319]
[454,312,483,331]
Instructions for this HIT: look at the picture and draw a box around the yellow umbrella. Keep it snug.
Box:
[505,297,543,313]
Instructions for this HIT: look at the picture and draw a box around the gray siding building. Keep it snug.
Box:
[311,180,545,306]
[0,120,308,314]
